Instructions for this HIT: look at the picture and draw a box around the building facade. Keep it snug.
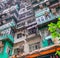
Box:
[0,0,60,58]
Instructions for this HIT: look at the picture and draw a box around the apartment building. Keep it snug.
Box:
[0,0,60,58]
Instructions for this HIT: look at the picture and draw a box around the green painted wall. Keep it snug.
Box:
[0,41,13,58]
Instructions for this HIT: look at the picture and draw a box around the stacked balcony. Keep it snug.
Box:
[0,8,18,43]
[32,0,60,27]
[0,20,15,31]
[31,0,59,8]
[0,34,14,43]
[17,17,36,29]
[14,26,38,43]
[41,35,54,47]
[35,6,60,27]
[17,0,34,22]
[36,11,60,25]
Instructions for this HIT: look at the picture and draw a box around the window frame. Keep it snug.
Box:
[29,42,40,52]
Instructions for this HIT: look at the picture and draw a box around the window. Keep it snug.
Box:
[17,33,22,38]
[17,33,25,38]
[36,15,45,24]
[14,48,19,55]
[29,42,40,52]
[40,28,50,38]
[19,13,25,19]
[40,16,45,21]
[27,19,35,24]
[20,4,25,9]
[17,22,25,27]
[10,29,15,37]
[27,6,31,10]
[14,46,24,54]
[47,38,54,45]
[7,47,11,56]
[28,27,37,35]
[26,11,33,16]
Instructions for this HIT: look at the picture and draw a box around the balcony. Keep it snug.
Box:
[26,27,38,39]
[26,20,37,27]
[17,18,36,29]
[41,36,54,47]
[2,5,19,13]
[19,10,34,21]
[1,10,18,21]
[0,20,16,31]
[0,34,14,43]
[14,36,26,43]
[32,0,48,7]
[36,13,60,25]
[35,8,50,17]
[27,34,36,39]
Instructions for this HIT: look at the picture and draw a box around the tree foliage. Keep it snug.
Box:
[48,17,60,56]
[55,51,60,56]
[48,17,60,38]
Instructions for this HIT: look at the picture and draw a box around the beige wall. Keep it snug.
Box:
[13,36,41,54]
[27,36,41,45]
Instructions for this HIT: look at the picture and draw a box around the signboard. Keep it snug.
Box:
[36,15,45,25]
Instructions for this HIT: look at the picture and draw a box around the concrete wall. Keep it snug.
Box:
[13,36,41,54]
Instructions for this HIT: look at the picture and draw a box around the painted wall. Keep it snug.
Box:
[0,41,13,58]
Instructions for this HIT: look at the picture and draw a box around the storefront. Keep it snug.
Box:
[35,53,60,58]
[26,44,60,58]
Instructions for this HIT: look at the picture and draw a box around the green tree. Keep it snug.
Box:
[48,17,60,38]
[48,17,60,56]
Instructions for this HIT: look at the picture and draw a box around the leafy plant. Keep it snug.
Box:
[48,17,60,38]
[55,51,60,56]
[48,17,60,56]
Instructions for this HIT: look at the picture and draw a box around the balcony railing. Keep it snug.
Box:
[19,10,34,21]
[2,5,19,13]
[35,8,50,17]
[0,20,16,31]
[0,34,14,43]
[36,13,60,25]
[14,36,26,43]
[1,10,18,21]
[32,0,48,7]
